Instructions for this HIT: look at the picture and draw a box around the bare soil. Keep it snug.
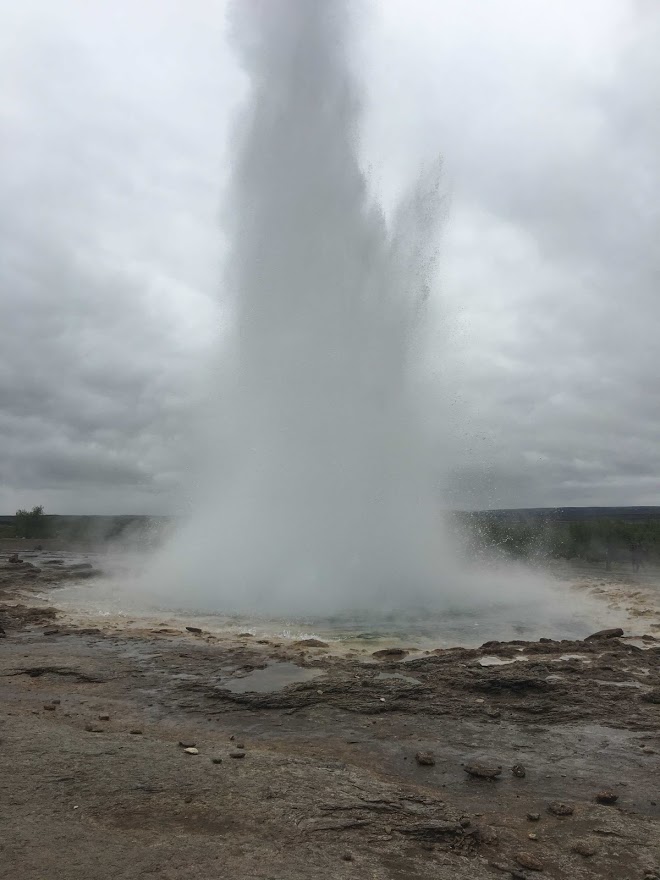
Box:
[1,554,659,880]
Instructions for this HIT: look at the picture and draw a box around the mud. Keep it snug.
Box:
[1,554,659,879]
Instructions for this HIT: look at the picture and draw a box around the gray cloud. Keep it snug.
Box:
[1,0,659,512]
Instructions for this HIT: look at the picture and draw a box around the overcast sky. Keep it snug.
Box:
[1,0,658,514]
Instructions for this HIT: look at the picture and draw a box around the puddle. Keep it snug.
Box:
[554,654,592,663]
[222,662,326,694]
[478,655,527,666]
[375,672,422,685]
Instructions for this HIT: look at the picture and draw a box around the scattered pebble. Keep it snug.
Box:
[463,762,502,780]
[572,840,598,858]
[211,757,223,764]
[98,714,110,722]
[512,763,526,778]
[527,813,540,822]
[415,751,435,766]
[43,704,56,711]
[477,825,498,845]
[547,801,574,816]
[235,742,245,749]
[185,627,202,634]
[183,747,199,755]
[130,729,143,736]
[515,851,544,871]
[84,723,103,733]
[528,833,538,840]
[341,853,353,862]
[178,740,196,748]
[230,750,246,759]
[595,790,618,805]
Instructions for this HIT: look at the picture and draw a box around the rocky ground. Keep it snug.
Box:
[1,552,659,880]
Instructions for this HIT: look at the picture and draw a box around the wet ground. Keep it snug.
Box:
[1,549,659,879]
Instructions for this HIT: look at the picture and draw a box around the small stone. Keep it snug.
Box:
[211,757,223,764]
[341,853,353,862]
[99,714,110,721]
[585,627,624,641]
[512,763,526,778]
[463,762,502,780]
[183,747,199,755]
[85,723,103,733]
[547,801,574,816]
[459,817,471,828]
[185,626,202,634]
[527,813,540,821]
[51,699,61,705]
[293,638,329,648]
[595,790,618,805]
[178,740,196,748]
[528,833,538,840]
[572,840,598,857]
[130,729,143,735]
[515,851,544,871]
[238,632,253,637]
[230,750,246,759]
[486,708,502,719]
[477,825,498,845]
[415,751,435,766]
[235,742,245,749]
[43,704,56,711]
[43,628,59,636]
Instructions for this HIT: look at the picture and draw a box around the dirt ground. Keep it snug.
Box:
[1,552,659,880]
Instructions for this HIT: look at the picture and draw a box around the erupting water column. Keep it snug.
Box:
[149,0,446,614]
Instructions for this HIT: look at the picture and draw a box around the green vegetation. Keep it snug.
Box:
[456,513,660,565]
[14,505,50,539]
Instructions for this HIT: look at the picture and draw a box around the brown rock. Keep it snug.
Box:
[572,840,598,857]
[43,704,56,711]
[415,751,435,766]
[130,729,143,735]
[85,723,103,733]
[585,627,624,641]
[230,750,246,759]
[515,852,544,871]
[293,638,329,648]
[463,762,502,780]
[178,740,196,748]
[98,714,110,721]
[547,801,574,816]
[185,626,202,634]
[527,813,540,821]
[595,790,618,805]
[477,825,498,845]
[511,763,526,778]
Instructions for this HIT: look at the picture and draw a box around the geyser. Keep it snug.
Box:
[148,0,446,614]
